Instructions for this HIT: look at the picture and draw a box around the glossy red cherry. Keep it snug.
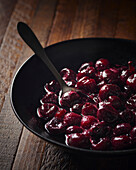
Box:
[113,123,131,136]
[76,78,97,93]
[77,66,96,80]
[90,121,111,139]
[82,102,98,116]
[95,58,110,71]
[70,103,83,114]
[119,109,134,124]
[45,80,60,93]
[78,62,93,72]
[40,92,58,104]
[65,133,90,148]
[90,137,111,150]
[99,84,121,101]
[108,96,122,110]
[97,103,119,124]
[60,68,76,81]
[63,112,82,126]
[45,117,66,134]
[101,68,119,84]
[126,94,136,111]
[59,91,81,108]
[66,126,83,134]
[55,109,67,120]
[80,116,98,129]
[126,73,136,92]
[37,103,58,121]
[130,126,136,145]
[111,135,131,150]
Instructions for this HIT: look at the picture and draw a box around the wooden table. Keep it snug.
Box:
[0,0,136,169]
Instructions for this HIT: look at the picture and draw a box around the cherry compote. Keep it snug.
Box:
[37,58,136,151]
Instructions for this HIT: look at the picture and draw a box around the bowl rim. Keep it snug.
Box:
[10,37,136,156]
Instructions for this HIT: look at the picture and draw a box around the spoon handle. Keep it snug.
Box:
[17,22,66,88]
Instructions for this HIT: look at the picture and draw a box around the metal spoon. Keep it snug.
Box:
[17,22,78,96]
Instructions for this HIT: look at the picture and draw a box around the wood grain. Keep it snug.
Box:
[0,0,40,169]
[1,0,136,169]
[12,0,57,169]
[115,0,136,39]
[0,0,17,45]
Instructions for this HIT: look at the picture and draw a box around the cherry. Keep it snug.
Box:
[40,92,58,104]
[70,103,83,114]
[59,91,81,108]
[63,112,82,126]
[66,126,83,134]
[82,102,98,116]
[80,116,98,129]
[60,68,76,81]
[55,109,67,120]
[77,66,96,80]
[90,121,112,139]
[101,68,119,84]
[76,78,97,93]
[126,73,136,92]
[90,137,111,150]
[45,117,66,134]
[119,109,134,124]
[65,133,90,148]
[37,103,58,121]
[111,135,131,150]
[126,94,136,111]
[120,61,135,84]
[113,123,131,136]
[97,102,119,124]
[45,80,60,93]
[108,96,122,110]
[78,62,93,72]
[95,58,110,71]
[130,126,136,145]
[99,84,121,101]
[123,85,132,98]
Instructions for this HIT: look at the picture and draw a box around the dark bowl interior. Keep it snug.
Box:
[10,38,136,157]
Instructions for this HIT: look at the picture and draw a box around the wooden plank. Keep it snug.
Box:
[0,0,17,46]
[12,128,45,170]
[0,0,40,169]
[47,0,78,45]
[70,0,101,39]
[11,0,58,169]
[95,0,120,37]
[115,0,136,40]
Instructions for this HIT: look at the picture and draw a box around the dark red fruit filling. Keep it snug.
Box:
[111,135,131,150]
[45,117,66,134]
[66,126,83,134]
[37,103,58,121]
[59,91,81,108]
[37,58,136,151]
[65,133,90,148]
[81,102,98,116]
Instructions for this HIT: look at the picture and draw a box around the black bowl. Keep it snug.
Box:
[10,38,136,157]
